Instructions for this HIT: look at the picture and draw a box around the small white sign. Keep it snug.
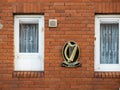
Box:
[49,19,57,27]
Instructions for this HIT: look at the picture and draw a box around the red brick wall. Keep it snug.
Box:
[0,0,120,90]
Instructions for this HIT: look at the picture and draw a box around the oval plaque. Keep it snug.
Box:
[61,41,81,67]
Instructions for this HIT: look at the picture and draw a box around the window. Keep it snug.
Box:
[14,15,44,71]
[95,15,120,71]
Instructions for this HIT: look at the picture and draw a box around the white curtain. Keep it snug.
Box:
[100,24,119,64]
[19,24,39,53]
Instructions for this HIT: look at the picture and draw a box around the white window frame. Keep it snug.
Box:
[14,15,44,71]
[95,15,120,72]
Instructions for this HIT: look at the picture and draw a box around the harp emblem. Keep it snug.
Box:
[62,41,81,67]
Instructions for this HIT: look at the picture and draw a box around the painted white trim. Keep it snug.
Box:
[14,15,44,71]
[19,19,39,24]
[95,15,120,72]
[100,19,119,24]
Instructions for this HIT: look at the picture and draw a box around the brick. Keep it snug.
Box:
[54,2,65,6]
[8,0,16,2]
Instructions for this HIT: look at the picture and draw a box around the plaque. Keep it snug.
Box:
[61,41,81,67]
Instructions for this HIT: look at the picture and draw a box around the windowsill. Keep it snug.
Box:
[94,72,120,78]
[12,71,44,78]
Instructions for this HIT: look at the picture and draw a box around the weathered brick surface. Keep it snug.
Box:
[0,0,120,90]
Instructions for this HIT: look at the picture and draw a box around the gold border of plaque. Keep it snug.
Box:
[61,41,81,67]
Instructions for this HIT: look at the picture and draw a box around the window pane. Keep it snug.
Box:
[19,24,39,53]
[100,24,119,64]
